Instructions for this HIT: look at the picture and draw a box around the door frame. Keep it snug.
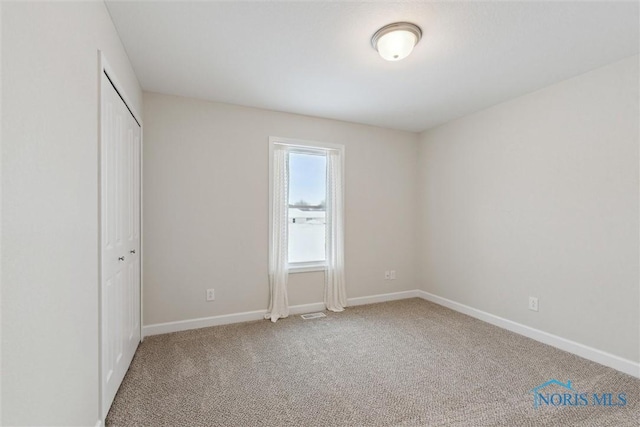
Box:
[97,50,144,423]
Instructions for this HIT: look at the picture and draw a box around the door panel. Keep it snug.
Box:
[101,72,141,419]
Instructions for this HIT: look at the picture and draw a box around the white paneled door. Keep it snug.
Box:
[100,71,141,419]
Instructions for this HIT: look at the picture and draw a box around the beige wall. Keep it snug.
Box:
[1,1,142,425]
[142,92,419,325]
[418,56,639,362]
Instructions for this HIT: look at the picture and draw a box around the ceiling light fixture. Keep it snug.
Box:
[371,22,422,62]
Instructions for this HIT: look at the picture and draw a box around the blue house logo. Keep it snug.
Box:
[529,379,575,409]
[530,379,627,409]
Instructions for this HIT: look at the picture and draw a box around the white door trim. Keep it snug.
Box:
[97,50,144,423]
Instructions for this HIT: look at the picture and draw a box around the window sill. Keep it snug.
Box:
[288,264,327,274]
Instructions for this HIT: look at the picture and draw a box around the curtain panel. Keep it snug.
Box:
[324,150,347,312]
[265,146,290,322]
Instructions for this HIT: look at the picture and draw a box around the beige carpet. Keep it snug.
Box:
[106,298,639,426]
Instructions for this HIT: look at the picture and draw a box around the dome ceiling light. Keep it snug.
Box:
[371,22,422,61]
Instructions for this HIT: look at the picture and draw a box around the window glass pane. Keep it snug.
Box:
[288,152,326,263]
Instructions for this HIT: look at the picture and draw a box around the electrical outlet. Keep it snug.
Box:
[206,289,215,301]
[384,271,390,280]
[390,270,396,280]
[528,297,538,312]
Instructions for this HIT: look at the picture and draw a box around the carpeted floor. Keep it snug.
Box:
[106,298,639,426]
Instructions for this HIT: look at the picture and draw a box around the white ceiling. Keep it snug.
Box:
[105,1,639,133]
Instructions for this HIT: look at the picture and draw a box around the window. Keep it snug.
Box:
[269,137,345,273]
[288,151,326,264]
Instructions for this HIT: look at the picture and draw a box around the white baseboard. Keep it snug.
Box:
[143,290,417,337]
[416,290,640,379]
[349,290,419,306]
[143,308,266,336]
[288,302,326,315]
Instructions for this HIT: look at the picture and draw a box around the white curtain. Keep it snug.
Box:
[324,150,347,312]
[265,146,289,322]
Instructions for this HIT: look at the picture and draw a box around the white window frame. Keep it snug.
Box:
[269,136,345,274]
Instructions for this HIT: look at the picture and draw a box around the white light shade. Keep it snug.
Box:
[371,22,422,62]
[376,30,417,61]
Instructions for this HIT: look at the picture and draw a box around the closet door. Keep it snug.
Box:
[101,71,141,419]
